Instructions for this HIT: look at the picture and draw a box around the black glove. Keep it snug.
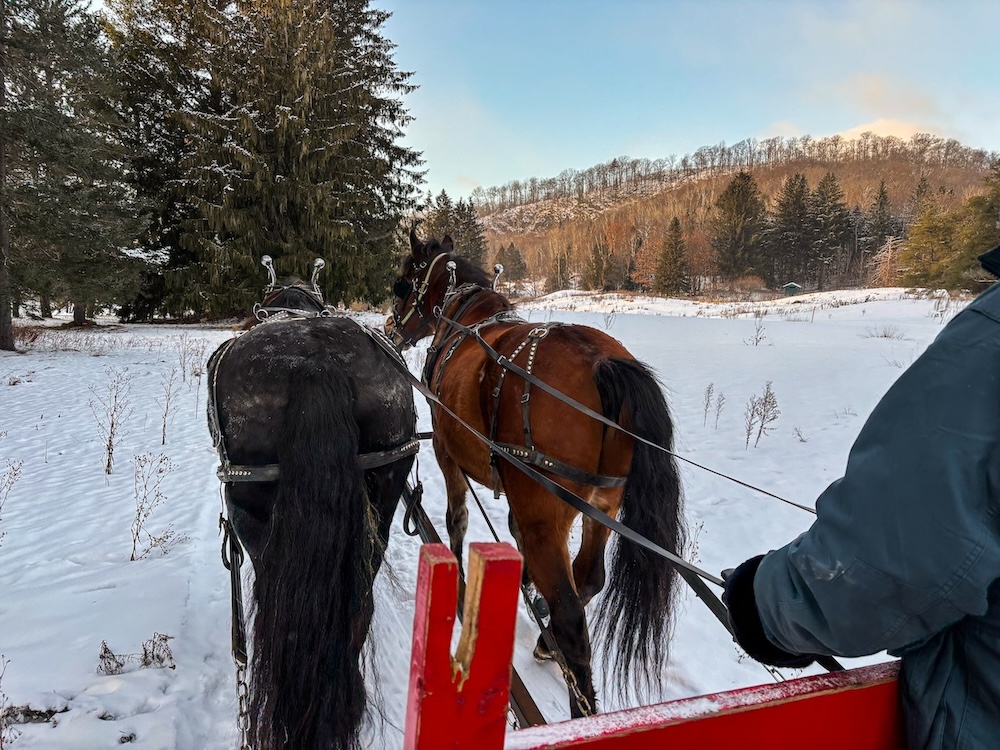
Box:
[722,555,816,669]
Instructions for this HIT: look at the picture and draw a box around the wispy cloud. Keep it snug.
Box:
[836,118,936,142]
[832,73,941,120]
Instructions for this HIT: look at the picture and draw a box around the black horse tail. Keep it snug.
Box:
[593,357,685,695]
[249,360,374,750]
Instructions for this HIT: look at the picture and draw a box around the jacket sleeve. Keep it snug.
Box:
[754,300,1000,658]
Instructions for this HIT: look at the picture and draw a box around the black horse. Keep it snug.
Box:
[208,269,417,750]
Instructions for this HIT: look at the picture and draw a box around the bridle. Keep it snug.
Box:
[391,252,451,346]
[392,253,505,348]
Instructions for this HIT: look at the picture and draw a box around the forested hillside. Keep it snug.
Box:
[453,134,1000,295]
[3,1,1000,354]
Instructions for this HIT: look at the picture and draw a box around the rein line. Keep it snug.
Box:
[377,320,846,673]
[367,326,724,588]
[434,306,816,516]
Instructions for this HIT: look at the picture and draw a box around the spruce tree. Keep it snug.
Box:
[423,190,455,241]
[105,0,208,320]
[175,0,421,317]
[653,218,690,295]
[453,198,487,267]
[809,172,852,291]
[501,242,527,282]
[897,207,956,287]
[1,0,140,335]
[763,173,811,288]
[709,170,766,282]
[864,182,900,253]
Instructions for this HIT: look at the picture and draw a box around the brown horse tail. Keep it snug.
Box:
[592,356,685,697]
[248,359,374,750]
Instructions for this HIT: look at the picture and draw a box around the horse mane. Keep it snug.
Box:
[264,281,323,310]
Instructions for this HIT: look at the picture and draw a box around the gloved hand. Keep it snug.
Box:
[722,555,816,669]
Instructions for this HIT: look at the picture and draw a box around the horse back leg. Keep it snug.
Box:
[436,449,470,575]
[571,489,620,606]
[505,476,597,718]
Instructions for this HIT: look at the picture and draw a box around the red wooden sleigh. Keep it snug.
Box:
[404,543,904,750]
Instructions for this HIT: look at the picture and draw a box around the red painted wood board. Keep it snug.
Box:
[404,542,522,750]
[505,661,902,750]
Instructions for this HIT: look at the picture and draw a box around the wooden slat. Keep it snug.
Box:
[504,661,903,750]
[404,543,523,750]
[402,483,546,727]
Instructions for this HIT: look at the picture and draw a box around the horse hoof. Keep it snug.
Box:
[533,642,555,662]
[531,594,550,620]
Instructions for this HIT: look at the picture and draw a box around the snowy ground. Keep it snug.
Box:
[0,287,963,748]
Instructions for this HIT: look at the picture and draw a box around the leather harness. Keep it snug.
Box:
[421,284,627,499]
[210,313,420,485]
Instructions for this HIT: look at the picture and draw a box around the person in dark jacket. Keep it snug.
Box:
[723,246,1000,749]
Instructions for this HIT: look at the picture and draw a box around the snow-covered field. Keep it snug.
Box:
[0,287,962,748]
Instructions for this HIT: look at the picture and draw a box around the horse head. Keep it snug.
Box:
[390,227,457,346]
[241,256,328,328]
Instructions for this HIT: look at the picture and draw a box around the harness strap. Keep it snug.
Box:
[494,443,627,488]
[213,319,420,486]
[218,464,280,483]
[216,437,420,483]
[220,515,248,667]
[437,311,818,515]
[252,304,332,323]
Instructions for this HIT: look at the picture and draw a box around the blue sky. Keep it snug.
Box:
[380,0,1000,200]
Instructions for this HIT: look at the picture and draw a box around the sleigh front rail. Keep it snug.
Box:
[404,542,904,750]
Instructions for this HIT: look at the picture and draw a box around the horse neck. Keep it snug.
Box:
[270,286,323,312]
[440,286,512,328]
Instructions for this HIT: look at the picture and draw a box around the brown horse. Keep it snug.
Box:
[391,229,685,717]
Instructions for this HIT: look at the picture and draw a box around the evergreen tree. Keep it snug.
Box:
[653,217,690,294]
[897,207,957,287]
[175,0,421,317]
[709,170,766,282]
[452,198,487,267]
[422,191,486,267]
[105,0,207,320]
[903,175,934,229]
[856,181,900,286]
[1,0,141,338]
[0,0,13,348]
[762,173,811,288]
[899,163,1000,290]
[809,172,852,290]
[496,242,527,282]
[423,190,455,241]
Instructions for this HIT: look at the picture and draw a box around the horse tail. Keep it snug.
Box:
[249,359,374,750]
[593,356,685,695]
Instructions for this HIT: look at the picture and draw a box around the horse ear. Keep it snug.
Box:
[441,235,454,252]
[409,221,424,256]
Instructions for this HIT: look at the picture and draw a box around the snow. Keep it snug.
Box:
[0,287,964,748]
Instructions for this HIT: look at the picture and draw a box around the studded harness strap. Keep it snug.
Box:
[424,285,628,499]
